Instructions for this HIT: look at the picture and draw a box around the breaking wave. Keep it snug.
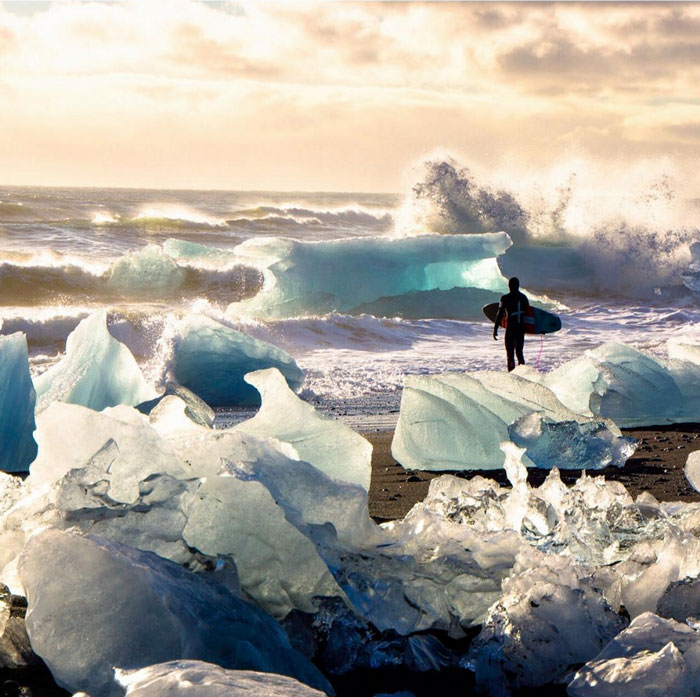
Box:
[398,156,700,298]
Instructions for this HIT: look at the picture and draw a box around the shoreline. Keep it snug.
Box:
[365,423,700,523]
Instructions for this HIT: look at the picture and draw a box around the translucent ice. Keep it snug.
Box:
[467,554,627,694]
[227,233,510,318]
[568,612,700,697]
[170,314,303,406]
[236,368,372,490]
[0,333,37,472]
[18,529,332,697]
[105,244,187,297]
[117,661,327,697]
[29,402,187,492]
[686,451,700,494]
[392,370,633,470]
[34,311,155,413]
[544,342,685,427]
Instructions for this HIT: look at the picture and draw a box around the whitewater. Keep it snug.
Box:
[2,158,700,428]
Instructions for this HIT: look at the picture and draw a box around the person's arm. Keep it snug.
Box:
[494,302,505,339]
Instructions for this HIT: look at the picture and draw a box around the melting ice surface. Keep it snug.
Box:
[33,310,155,413]
[0,333,37,472]
[226,232,510,318]
[170,314,304,406]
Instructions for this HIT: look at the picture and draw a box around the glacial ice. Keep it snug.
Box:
[236,369,372,490]
[117,661,327,697]
[33,310,155,413]
[105,244,187,297]
[18,529,332,697]
[226,233,511,318]
[0,333,37,472]
[568,613,700,697]
[392,370,634,471]
[467,553,627,695]
[685,451,700,494]
[543,342,685,427]
[170,314,303,406]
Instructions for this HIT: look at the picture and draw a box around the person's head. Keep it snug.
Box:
[508,277,520,291]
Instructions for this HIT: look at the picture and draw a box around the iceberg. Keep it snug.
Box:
[236,369,372,490]
[170,314,303,406]
[568,613,700,697]
[18,529,332,697]
[0,333,37,472]
[34,310,155,413]
[391,370,633,471]
[226,233,511,318]
[117,661,327,697]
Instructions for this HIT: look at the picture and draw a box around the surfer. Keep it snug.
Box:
[493,277,530,372]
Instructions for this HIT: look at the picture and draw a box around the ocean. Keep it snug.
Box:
[2,159,700,429]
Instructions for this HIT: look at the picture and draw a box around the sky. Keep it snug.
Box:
[1,0,699,192]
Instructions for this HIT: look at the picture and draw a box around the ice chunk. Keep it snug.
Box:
[686,451,700,494]
[568,612,700,697]
[668,336,700,366]
[137,383,215,429]
[658,576,700,622]
[509,412,636,470]
[117,661,327,697]
[236,368,372,490]
[216,433,378,550]
[170,314,303,406]
[29,402,187,493]
[226,233,511,318]
[544,342,684,427]
[105,244,187,297]
[392,370,633,471]
[183,469,346,617]
[0,333,37,472]
[18,529,332,697]
[467,555,627,694]
[34,311,155,413]
[392,373,532,471]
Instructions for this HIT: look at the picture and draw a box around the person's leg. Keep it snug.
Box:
[516,330,525,366]
[505,332,516,372]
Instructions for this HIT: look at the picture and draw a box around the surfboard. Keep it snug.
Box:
[482,302,561,335]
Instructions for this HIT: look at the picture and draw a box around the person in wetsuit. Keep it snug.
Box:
[493,277,529,372]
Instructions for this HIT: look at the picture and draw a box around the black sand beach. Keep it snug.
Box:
[367,424,700,523]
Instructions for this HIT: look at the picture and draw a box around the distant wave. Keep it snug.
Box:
[228,205,393,230]
[0,245,262,305]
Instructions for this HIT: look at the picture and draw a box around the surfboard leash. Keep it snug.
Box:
[536,334,545,373]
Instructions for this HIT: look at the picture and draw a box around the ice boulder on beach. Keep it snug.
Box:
[18,529,332,697]
[567,612,700,697]
[0,333,37,472]
[392,370,633,471]
[34,310,155,413]
[117,661,327,697]
[105,244,187,297]
[544,342,685,427]
[236,368,372,490]
[171,314,303,406]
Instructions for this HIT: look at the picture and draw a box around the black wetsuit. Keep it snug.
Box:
[494,290,530,372]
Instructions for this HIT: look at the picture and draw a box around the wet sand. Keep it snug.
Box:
[366,423,700,523]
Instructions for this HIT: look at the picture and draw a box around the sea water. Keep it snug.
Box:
[1,157,699,430]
